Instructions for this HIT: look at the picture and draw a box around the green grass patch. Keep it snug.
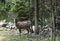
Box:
[0,30,59,41]
[4,35,60,41]
[40,37,60,41]
[0,30,9,35]
[4,35,29,41]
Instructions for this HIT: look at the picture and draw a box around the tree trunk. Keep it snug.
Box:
[34,0,39,35]
[33,0,39,40]
[51,0,57,41]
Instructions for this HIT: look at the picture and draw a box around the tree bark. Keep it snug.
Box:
[34,0,39,35]
[51,0,57,41]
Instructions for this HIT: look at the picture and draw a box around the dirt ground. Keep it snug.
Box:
[0,36,5,41]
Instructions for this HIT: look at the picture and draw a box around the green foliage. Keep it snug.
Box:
[0,0,60,26]
[10,0,34,21]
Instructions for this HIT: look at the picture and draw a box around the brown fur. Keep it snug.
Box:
[15,20,31,35]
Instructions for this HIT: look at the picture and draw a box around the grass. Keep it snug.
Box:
[0,30,29,41]
[0,30,60,41]
[4,35,29,41]
[0,30,9,35]
[3,35,60,41]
